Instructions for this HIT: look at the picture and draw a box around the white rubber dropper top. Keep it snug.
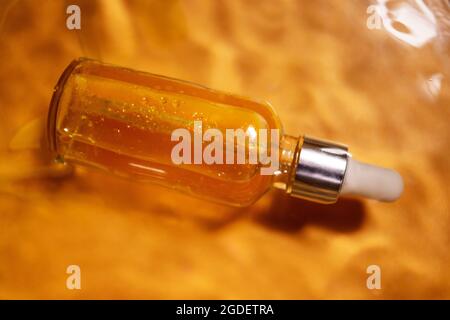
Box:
[341,158,404,202]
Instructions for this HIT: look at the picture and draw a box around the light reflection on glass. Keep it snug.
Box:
[129,162,167,176]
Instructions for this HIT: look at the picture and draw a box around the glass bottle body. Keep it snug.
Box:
[48,59,298,206]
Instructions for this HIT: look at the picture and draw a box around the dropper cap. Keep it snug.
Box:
[289,136,403,204]
[340,158,403,202]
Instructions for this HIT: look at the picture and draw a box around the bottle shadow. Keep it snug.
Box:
[253,191,367,234]
[22,167,366,235]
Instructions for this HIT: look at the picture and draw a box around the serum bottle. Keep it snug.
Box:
[47,58,403,206]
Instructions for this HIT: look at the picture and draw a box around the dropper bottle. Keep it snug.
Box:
[47,58,403,207]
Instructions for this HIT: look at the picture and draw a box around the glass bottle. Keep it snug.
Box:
[47,58,403,207]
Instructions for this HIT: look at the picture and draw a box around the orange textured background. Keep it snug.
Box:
[0,0,449,299]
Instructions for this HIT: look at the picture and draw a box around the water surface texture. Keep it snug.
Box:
[0,0,449,299]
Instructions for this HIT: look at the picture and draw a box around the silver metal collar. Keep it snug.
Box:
[289,136,349,204]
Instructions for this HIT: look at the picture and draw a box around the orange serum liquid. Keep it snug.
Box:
[47,59,299,206]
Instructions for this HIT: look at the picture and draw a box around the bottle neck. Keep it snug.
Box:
[272,134,301,192]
